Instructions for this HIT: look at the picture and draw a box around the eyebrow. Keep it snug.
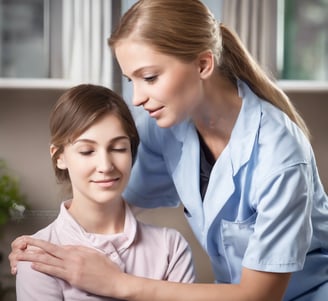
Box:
[72,136,129,145]
[123,66,156,78]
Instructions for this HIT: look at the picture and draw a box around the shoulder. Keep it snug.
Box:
[239,80,311,165]
[256,101,312,171]
[236,82,314,187]
[16,260,63,299]
[16,260,47,279]
[31,219,61,243]
[233,81,312,179]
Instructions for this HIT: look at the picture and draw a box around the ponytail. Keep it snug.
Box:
[108,0,309,139]
[219,24,310,138]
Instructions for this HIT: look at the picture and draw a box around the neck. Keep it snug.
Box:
[192,74,242,159]
[67,198,126,235]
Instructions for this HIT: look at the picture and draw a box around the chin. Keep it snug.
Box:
[156,117,180,129]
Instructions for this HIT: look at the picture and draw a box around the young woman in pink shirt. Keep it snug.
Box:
[15,84,195,301]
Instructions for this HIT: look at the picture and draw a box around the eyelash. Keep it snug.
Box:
[79,151,94,156]
[79,148,127,156]
[125,76,157,83]
[144,75,157,83]
[111,148,128,152]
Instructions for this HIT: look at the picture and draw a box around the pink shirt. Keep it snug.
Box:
[16,201,195,300]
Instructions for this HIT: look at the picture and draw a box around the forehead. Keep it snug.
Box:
[76,113,126,138]
[115,38,158,56]
[114,39,175,75]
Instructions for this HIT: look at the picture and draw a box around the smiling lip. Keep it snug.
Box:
[146,106,164,118]
[92,178,119,188]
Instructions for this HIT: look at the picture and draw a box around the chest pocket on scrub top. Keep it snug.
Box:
[217,213,257,283]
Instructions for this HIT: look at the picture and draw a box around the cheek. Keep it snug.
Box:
[122,159,133,177]
[67,159,91,178]
[66,165,84,182]
[114,153,132,173]
[169,77,202,116]
[169,68,201,98]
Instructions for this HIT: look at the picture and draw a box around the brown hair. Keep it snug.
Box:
[109,0,309,137]
[50,84,139,184]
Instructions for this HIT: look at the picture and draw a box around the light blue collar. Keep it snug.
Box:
[170,80,262,175]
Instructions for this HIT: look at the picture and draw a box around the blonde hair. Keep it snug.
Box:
[109,0,309,137]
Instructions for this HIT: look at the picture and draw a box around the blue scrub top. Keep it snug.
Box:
[123,80,328,300]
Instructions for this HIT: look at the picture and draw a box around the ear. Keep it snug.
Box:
[198,50,215,79]
[50,144,67,170]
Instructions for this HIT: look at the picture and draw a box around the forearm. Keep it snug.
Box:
[115,269,290,301]
[118,274,245,301]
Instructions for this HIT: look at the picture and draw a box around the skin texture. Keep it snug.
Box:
[116,40,206,128]
[9,40,292,301]
[52,113,132,234]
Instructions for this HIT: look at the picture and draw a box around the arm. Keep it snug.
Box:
[12,237,290,301]
[119,268,291,301]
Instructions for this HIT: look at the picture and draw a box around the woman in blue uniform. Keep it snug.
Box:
[10,0,328,300]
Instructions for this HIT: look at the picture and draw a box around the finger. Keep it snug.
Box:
[8,249,24,270]
[12,247,58,275]
[16,248,45,260]
[16,249,63,267]
[21,237,66,258]
[22,237,98,256]
[9,235,30,275]
[11,235,29,249]
[11,266,17,275]
[32,262,67,280]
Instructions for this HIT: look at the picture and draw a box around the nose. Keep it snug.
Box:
[96,152,114,173]
[132,83,148,107]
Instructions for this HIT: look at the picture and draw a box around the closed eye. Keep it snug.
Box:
[79,150,94,156]
[144,75,157,83]
[111,147,128,153]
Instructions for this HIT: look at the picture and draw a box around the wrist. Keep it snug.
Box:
[111,272,136,300]
[118,273,148,301]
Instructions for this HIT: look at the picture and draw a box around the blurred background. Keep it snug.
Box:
[0,0,327,299]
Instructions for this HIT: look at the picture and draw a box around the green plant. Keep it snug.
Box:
[0,159,28,227]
